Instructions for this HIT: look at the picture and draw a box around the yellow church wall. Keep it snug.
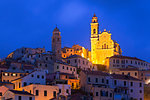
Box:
[90,14,122,65]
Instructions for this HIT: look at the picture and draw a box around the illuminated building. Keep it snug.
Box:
[61,44,91,61]
[105,55,150,71]
[90,14,122,64]
[22,84,59,100]
[80,70,144,100]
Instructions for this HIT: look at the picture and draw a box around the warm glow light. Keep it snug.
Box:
[81,53,84,57]
[5,73,8,76]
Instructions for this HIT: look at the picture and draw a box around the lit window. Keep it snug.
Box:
[13,73,16,76]
[5,73,8,76]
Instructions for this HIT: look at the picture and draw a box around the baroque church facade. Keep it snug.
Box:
[90,14,122,64]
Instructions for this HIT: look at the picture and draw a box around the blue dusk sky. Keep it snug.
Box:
[0,0,150,62]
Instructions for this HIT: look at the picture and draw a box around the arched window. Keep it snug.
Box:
[104,44,106,49]
[93,29,96,34]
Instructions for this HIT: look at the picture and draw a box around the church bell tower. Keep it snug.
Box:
[90,14,99,64]
[52,26,61,60]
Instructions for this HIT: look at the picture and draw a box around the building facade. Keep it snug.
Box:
[90,14,122,65]
[105,55,150,71]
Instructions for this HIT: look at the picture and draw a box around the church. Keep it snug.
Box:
[90,14,122,65]
[50,14,122,65]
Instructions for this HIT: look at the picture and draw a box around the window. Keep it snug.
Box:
[18,96,22,100]
[67,67,68,70]
[75,59,77,63]
[122,72,124,75]
[72,83,74,88]
[121,60,125,64]
[106,91,108,97]
[113,59,115,63]
[83,61,85,64]
[131,89,133,93]
[135,72,137,76]
[88,77,91,82]
[57,66,59,69]
[131,82,133,86]
[140,90,142,93]
[124,81,126,86]
[0,92,2,96]
[63,66,64,69]
[106,80,109,84]
[37,75,40,78]
[19,82,21,88]
[140,83,142,87]
[31,74,34,77]
[103,44,106,49]
[45,64,47,67]
[53,91,56,98]
[131,61,132,64]
[36,90,39,96]
[100,90,103,96]
[70,68,72,71]
[29,97,32,100]
[141,73,143,76]
[93,29,96,34]
[138,62,140,65]
[46,57,48,61]
[59,89,61,93]
[96,92,98,96]
[128,72,130,76]
[95,78,98,83]
[66,89,69,93]
[116,60,119,64]
[13,85,15,89]
[114,80,117,85]
[42,76,44,79]
[44,91,47,96]
[110,93,112,97]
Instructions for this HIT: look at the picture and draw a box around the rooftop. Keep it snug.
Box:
[4,67,26,73]
[111,74,141,81]
[9,90,34,96]
[108,55,147,62]
[82,70,110,76]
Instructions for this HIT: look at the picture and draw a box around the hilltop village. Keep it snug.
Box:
[0,14,150,100]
